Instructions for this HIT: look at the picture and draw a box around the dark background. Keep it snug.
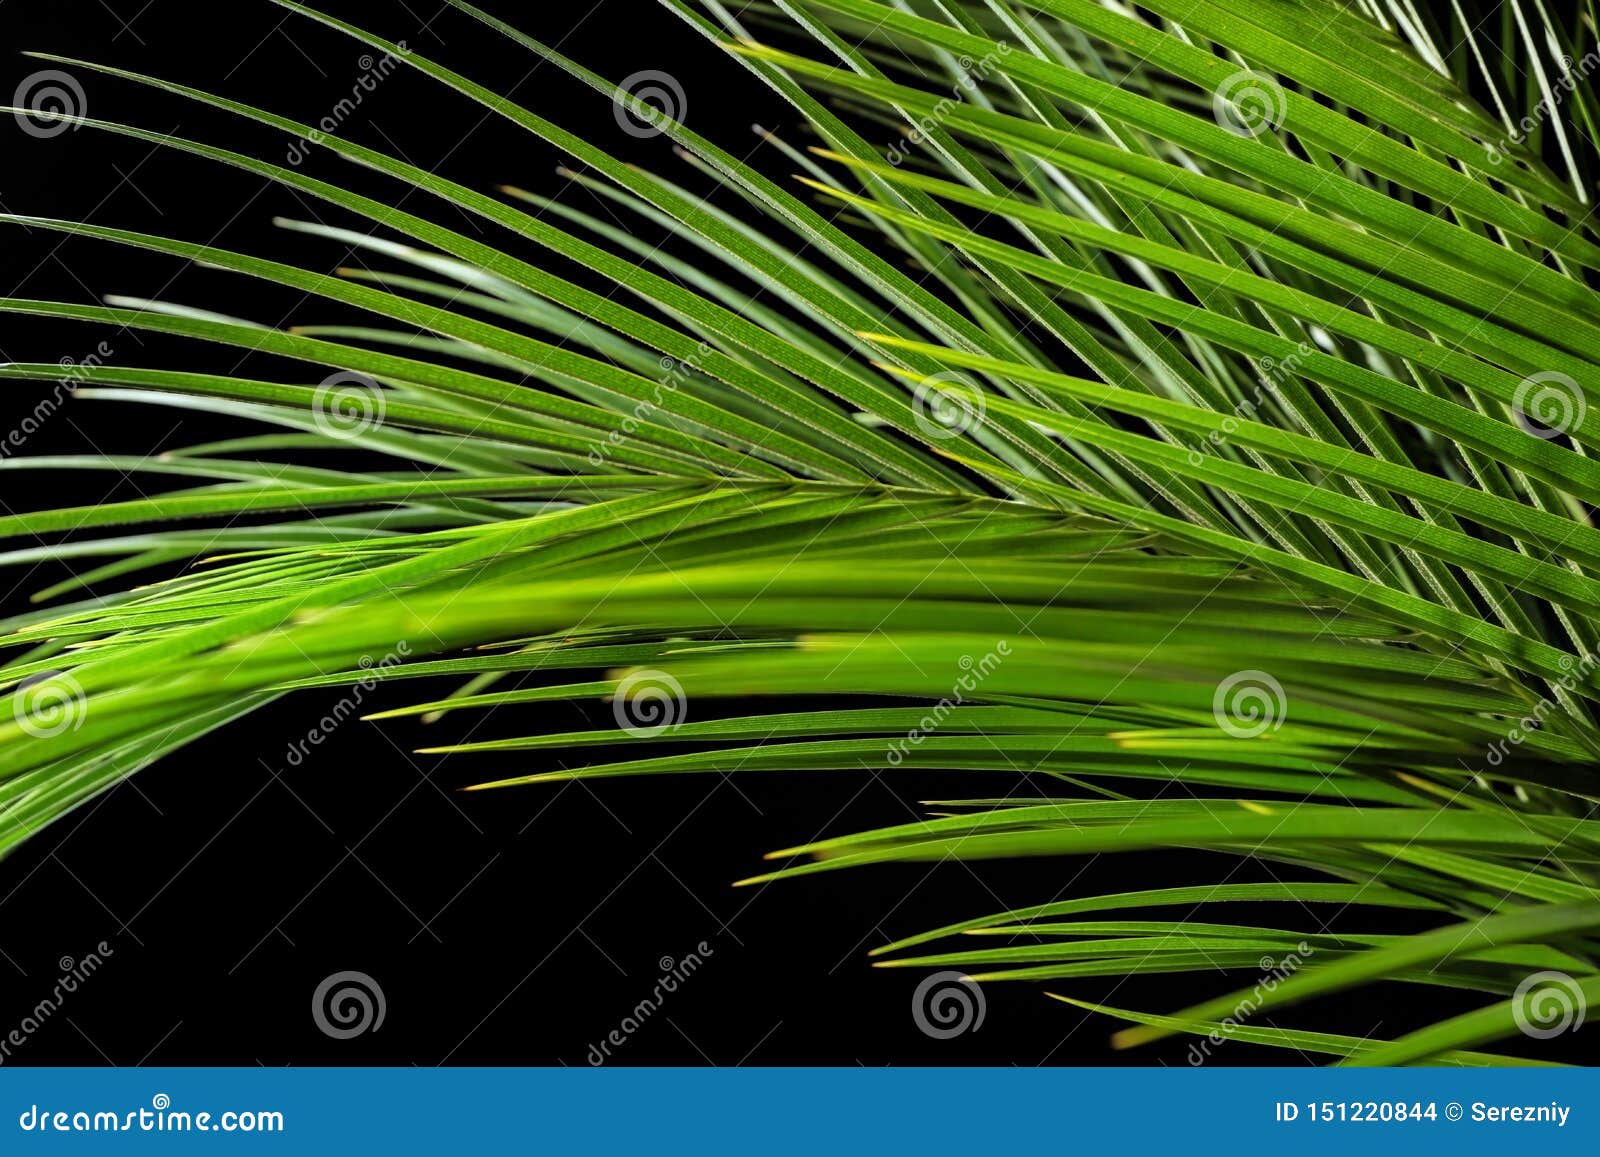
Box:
[0,0,1570,1066]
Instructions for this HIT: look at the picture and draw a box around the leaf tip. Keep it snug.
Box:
[1110,1026,1158,1050]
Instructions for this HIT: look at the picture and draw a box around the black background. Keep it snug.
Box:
[0,0,1574,1066]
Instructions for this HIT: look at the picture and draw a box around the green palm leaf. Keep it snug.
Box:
[4,0,1599,1063]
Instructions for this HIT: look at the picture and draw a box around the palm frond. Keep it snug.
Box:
[4,0,1599,1062]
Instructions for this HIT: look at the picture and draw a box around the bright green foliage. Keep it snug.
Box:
[3,0,1599,1063]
